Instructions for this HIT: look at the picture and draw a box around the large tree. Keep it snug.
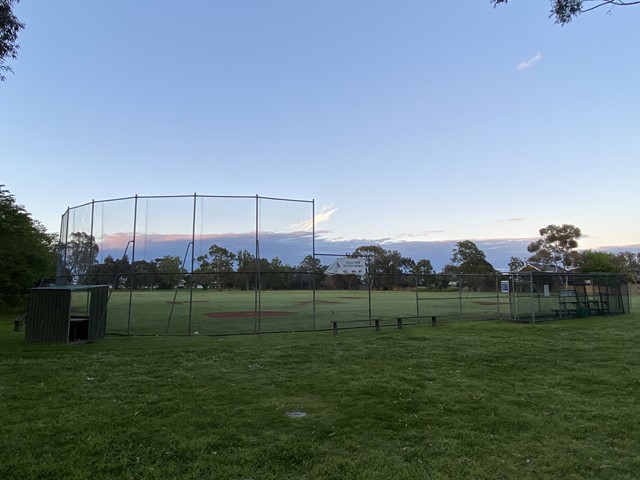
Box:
[491,0,640,25]
[577,250,626,273]
[195,244,236,290]
[351,245,414,290]
[130,259,158,290]
[295,255,323,290]
[260,256,292,290]
[450,240,495,275]
[154,255,185,290]
[413,259,437,289]
[0,185,56,309]
[578,250,640,283]
[64,232,99,284]
[448,240,495,291]
[413,259,435,276]
[527,224,581,272]
[234,249,257,291]
[508,256,526,272]
[614,251,640,282]
[0,0,24,81]
[88,254,131,288]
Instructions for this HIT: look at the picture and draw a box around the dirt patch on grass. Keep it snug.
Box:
[296,300,343,306]
[165,300,209,305]
[205,311,295,318]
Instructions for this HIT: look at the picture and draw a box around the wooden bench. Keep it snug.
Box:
[552,307,576,318]
[331,319,381,334]
[331,316,437,334]
[396,315,437,327]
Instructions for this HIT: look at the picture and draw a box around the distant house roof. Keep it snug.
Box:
[518,263,542,273]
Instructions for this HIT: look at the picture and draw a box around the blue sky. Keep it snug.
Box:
[2,1,639,270]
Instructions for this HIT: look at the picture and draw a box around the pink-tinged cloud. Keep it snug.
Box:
[98,231,258,251]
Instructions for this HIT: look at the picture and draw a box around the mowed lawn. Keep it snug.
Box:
[102,289,515,336]
[2,311,640,479]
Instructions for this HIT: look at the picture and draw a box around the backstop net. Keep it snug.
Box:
[58,194,315,335]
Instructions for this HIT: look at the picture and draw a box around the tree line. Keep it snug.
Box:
[0,186,56,309]
[61,238,437,292]
[507,224,640,278]
[62,224,640,293]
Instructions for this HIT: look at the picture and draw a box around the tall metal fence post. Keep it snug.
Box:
[496,274,501,320]
[367,257,372,326]
[530,271,535,323]
[127,195,138,336]
[88,200,95,285]
[59,208,71,286]
[312,199,316,331]
[458,274,463,321]
[514,274,520,321]
[56,210,68,286]
[188,193,197,336]
[253,195,260,333]
[415,274,420,321]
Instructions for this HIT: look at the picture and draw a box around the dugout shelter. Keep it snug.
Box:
[25,285,109,343]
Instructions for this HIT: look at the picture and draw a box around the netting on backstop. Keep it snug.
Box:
[58,194,316,335]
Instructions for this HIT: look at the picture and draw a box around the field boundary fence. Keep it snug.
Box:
[53,197,631,336]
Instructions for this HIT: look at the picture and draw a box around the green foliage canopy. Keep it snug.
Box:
[578,250,640,282]
[578,250,624,273]
[154,255,185,290]
[0,0,24,81]
[450,240,495,275]
[0,185,56,309]
[527,224,581,272]
[508,256,525,272]
[351,245,419,290]
[65,232,99,283]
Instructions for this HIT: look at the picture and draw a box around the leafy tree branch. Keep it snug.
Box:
[0,0,24,81]
[491,0,640,24]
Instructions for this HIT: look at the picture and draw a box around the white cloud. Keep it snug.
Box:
[518,52,542,70]
[495,217,524,223]
[291,206,338,231]
[381,231,446,242]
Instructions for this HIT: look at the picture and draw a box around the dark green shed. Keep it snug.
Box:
[25,286,109,343]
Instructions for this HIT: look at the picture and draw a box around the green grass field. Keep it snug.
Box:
[98,287,634,336]
[2,307,640,479]
[99,289,519,336]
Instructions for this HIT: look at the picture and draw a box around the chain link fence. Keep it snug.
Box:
[56,198,631,335]
[58,194,315,335]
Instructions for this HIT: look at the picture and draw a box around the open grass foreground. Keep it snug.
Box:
[2,314,640,479]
